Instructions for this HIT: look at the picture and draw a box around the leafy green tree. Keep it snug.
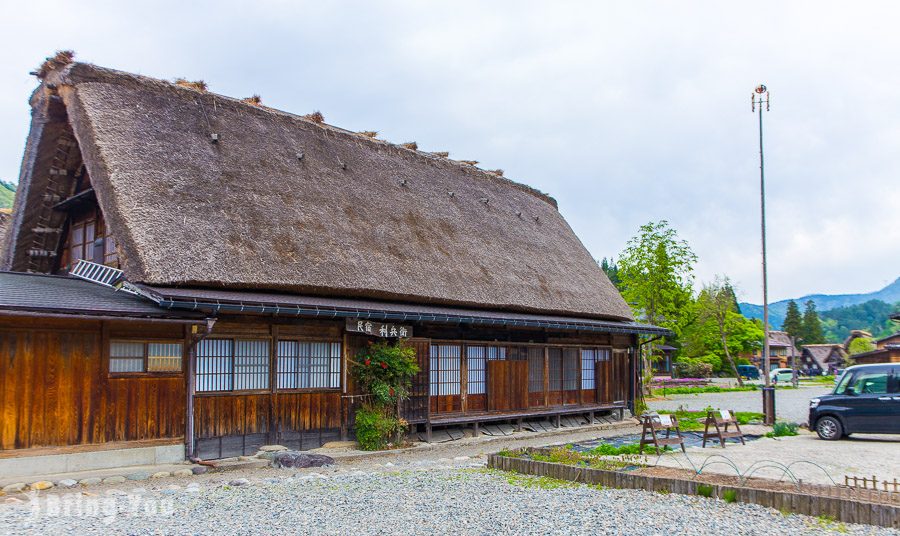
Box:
[782,300,803,340]
[618,221,697,390]
[599,257,622,289]
[681,276,764,386]
[618,221,697,336]
[801,300,825,344]
[847,337,875,356]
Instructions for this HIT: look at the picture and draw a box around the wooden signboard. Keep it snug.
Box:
[345,319,413,338]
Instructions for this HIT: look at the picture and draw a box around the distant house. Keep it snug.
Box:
[800,344,846,375]
[651,344,676,375]
[875,332,900,350]
[851,330,900,366]
[748,330,799,370]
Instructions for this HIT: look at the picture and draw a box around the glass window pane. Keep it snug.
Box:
[277,340,299,389]
[234,339,269,390]
[110,357,144,373]
[196,339,233,392]
[147,342,182,372]
[850,372,888,395]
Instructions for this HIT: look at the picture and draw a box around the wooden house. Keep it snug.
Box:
[747,330,798,370]
[0,57,665,461]
[800,344,846,375]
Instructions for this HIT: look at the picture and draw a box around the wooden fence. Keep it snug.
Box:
[488,453,900,529]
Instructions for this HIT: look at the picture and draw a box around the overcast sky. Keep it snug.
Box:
[1,1,898,304]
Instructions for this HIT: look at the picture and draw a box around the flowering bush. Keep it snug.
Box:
[352,340,419,450]
[352,340,419,404]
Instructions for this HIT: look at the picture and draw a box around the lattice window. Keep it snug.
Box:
[277,341,341,390]
[548,348,563,391]
[430,344,461,396]
[528,347,544,393]
[110,340,183,374]
[234,339,270,391]
[196,339,235,392]
[563,348,579,391]
[466,346,486,395]
[581,348,610,389]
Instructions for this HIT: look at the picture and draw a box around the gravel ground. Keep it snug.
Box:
[649,384,833,424]
[2,463,895,535]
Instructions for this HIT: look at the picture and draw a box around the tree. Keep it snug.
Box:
[801,300,825,344]
[618,221,697,335]
[599,257,621,289]
[618,221,697,391]
[685,276,763,386]
[782,300,803,340]
[847,337,875,356]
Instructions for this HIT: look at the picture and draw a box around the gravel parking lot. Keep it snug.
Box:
[2,464,893,535]
[649,384,833,424]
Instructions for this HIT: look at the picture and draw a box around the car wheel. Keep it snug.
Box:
[815,416,843,440]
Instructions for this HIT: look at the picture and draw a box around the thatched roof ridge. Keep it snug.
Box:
[52,63,558,208]
[5,60,632,321]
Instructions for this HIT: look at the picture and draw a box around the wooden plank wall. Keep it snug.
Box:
[486,361,528,411]
[0,318,186,450]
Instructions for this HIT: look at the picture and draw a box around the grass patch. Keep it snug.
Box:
[530,446,632,470]
[697,484,714,498]
[651,385,758,396]
[722,489,737,503]
[657,409,764,431]
[503,472,579,490]
[766,422,800,438]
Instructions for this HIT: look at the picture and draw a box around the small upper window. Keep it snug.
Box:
[110,340,183,374]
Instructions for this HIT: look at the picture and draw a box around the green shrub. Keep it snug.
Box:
[355,404,405,451]
[675,358,713,378]
[697,484,714,498]
[722,489,737,503]
[766,422,799,438]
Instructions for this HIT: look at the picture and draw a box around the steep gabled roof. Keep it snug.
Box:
[3,60,633,321]
[801,344,846,368]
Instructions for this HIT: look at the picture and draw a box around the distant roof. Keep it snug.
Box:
[138,285,669,336]
[3,59,632,322]
[0,272,199,319]
[802,344,845,367]
[768,330,794,347]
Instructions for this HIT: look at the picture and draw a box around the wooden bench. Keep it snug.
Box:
[701,409,745,448]
[638,413,686,455]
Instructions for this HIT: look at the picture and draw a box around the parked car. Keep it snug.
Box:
[770,368,794,383]
[737,364,760,380]
[809,363,900,440]
[833,368,845,386]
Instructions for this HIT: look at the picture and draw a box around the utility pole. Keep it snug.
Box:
[752,84,776,425]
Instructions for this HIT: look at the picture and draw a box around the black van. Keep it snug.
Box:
[809,363,900,440]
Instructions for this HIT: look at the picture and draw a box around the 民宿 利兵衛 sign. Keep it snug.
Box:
[346,319,412,338]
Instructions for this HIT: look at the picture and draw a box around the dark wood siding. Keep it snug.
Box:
[0,319,186,450]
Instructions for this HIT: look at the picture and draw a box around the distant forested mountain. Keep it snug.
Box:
[740,277,900,329]
[820,299,899,341]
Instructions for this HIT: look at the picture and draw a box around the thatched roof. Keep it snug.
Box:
[3,60,632,321]
[801,344,845,368]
